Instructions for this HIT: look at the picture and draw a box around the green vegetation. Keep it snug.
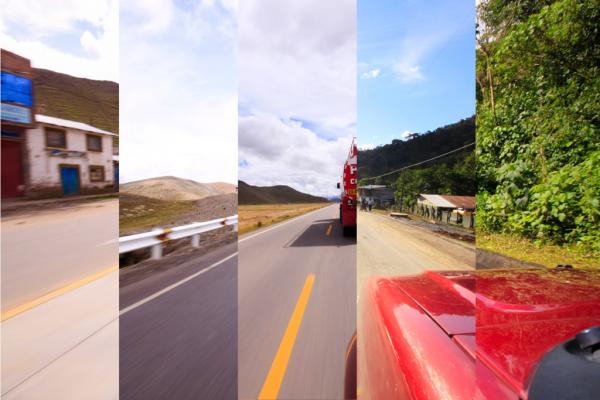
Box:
[358,118,475,209]
[477,0,600,257]
[479,232,600,269]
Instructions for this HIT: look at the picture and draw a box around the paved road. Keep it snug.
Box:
[238,204,356,399]
[119,242,238,400]
[1,199,118,312]
[1,199,119,399]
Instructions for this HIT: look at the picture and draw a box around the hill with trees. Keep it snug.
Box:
[358,117,475,208]
[476,0,600,255]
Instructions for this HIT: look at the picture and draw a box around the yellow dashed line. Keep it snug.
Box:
[326,223,333,236]
[258,274,316,399]
[1,265,118,321]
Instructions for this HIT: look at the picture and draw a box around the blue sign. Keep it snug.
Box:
[1,72,33,106]
[1,103,32,124]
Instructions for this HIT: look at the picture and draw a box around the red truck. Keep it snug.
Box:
[338,138,357,236]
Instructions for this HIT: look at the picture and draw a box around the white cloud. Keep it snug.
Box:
[239,115,351,198]
[393,63,423,83]
[359,143,376,150]
[0,0,118,81]
[119,0,237,184]
[239,0,356,196]
[361,68,380,80]
[400,130,414,140]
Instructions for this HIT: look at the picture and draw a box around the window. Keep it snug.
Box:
[87,134,103,152]
[89,165,105,182]
[45,128,66,149]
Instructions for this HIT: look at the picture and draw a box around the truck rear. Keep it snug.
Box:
[338,139,357,236]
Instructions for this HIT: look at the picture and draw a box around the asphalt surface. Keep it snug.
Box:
[238,204,356,400]
[1,199,118,312]
[119,242,238,400]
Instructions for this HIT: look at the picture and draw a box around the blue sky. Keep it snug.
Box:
[358,0,475,148]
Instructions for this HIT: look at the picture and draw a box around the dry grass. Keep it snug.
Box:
[477,231,600,269]
[238,203,331,235]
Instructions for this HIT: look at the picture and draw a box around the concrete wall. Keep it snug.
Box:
[25,124,114,196]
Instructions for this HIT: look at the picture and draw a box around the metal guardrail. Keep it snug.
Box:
[119,215,238,259]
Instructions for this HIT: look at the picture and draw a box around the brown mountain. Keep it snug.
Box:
[120,176,235,201]
[33,68,118,138]
[238,181,328,205]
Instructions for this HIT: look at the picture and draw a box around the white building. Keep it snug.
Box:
[25,114,116,197]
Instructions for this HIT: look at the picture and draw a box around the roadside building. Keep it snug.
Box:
[358,185,395,208]
[2,50,117,199]
[1,50,35,198]
[25,114,116,197]
[416,194,476,228]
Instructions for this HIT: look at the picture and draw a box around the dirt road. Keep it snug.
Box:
[357,210,475,295]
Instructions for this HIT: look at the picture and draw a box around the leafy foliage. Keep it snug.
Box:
[477,0,600,253]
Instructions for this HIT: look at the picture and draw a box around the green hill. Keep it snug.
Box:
[33,68,118,140]
[238,181,328,205]
[358,117,475,186]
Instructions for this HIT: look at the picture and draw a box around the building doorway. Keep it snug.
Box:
[1,132,25,198]
[59,165,80,195]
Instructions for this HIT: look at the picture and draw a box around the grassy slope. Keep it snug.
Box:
[478,231,600,269]
[33,68,119,141]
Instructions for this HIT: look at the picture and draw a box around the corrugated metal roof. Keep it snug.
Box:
[36,114,116,136]
[441,195,476,210]
[418,194,456,208]
[418,194,476,209]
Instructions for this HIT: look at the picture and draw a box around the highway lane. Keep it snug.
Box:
[1,271,119,399]
[238,204,356,399]
[119,242,238,400]
[1,199,118,313]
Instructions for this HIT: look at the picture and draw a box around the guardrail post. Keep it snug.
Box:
[191,234,200,248]
[151,243,162,259]
[234,223,238,233]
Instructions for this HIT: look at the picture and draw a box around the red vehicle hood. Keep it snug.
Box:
[476,268,600,398]
[390,269,600,398]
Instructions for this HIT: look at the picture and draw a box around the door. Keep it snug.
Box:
[60,166,79,195]
[1,138,25,198]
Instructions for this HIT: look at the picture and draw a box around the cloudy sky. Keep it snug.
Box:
[238,0,356,198]
[119,0,237,184]
[358,0,475,149]
[0,0,118,81]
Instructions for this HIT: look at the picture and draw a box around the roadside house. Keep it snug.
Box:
[25,114,116,197]
[416,194,476,228]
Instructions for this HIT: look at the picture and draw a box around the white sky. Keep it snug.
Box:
[238,0,356,198]
[119,0,237,184]
[1,0,238,185]
[1,0,118,81]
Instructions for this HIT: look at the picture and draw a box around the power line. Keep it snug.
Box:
[362,142,476,181]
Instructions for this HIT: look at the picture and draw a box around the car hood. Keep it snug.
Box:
[389,268,600,398]
[475,268,600,398]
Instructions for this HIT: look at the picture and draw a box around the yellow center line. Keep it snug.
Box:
[326,223,333,236]
[1,265,118,321]
[258,274,316,400]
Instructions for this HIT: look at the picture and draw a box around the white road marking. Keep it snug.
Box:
[120,252,238,315]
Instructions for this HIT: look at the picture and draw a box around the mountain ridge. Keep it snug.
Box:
[238,181,328,205]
